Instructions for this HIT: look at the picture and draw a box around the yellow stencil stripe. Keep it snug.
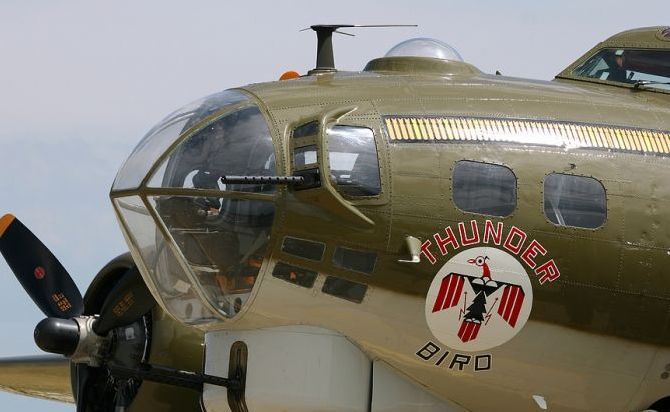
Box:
[484,119,497,141]
[642,130,653,152]
[597,127,609,148]
[636,130,647,152]
[403,118,413,140]
[392,119,403,141]
[601,127,622,149]
[409,118,419,140]
[626,129,638,151]
[447,118,459,140]
[590,126,603,147]
[427,118,438,140]
[613,129,626,150]
[436,118,448,140]
[656,132,669,153]
[429,118,440,140]
[599,127,613,149]
[645,131,659,153]
[458,118,468,140]
[469,118,480,140]
[468,119,479,140]
[658,133,667,153]
[635,130,648,152]
[473,119,485,140]
[626,129,636,151]
[556,123,570,146]
[384,117,670,155]
[385,119,396,140]
[398,118,410,139]
[571,125,585,146]
[646,131,657,152]
[418,119,432,140]
[634,129,645,151]
[500,119,513,142]
[621,129,634,150]
[583,126,595,147]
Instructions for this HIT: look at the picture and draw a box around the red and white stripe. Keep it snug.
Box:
[432,274,465,313]
[457,320,482,342]
[497,285,525,327]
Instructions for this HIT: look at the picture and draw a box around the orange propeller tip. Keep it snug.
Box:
[0,214,15,237]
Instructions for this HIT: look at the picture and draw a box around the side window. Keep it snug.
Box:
[293,121,319,139]
[322,277,367,303]
[452,161,516,217]
[281,237,325,261]
[332,247,376,275]
[294,145,318,169]
[327,125,381,197]
[544,173,606,229]
[272,262,318,288]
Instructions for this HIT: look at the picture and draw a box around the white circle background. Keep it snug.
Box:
[425,247,533,352]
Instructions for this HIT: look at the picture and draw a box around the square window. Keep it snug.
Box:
[322,277,367,303]
[272,262,318,288]
[282,237,326,261]
[544,173,606,229]
[333,247,376,274]
[452,161,516,217]
[327,125,381,197]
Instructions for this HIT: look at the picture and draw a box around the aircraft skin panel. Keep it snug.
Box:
[97,26,670,411]
[223,74,670,410]
[229,269,659,411]
[0,355,73,404]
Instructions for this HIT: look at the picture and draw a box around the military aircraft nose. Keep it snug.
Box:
[111,90,278,326]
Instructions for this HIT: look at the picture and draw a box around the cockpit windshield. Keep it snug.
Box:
[572,48,670,91]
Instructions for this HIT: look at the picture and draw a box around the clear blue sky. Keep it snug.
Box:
[0,1,665,410]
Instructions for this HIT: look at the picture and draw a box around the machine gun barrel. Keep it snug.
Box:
[220,175,306,185]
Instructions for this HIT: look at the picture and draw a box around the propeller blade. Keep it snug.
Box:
[93,266,155,336]
[0,214,83,318]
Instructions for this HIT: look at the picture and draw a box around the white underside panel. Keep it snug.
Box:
[371,360,465,412]
[203,326,372,412]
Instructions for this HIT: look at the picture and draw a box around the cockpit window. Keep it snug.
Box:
[327,125,381,197]
[572,48,670,91]
[150,105,276,192]
[112,90,248,191]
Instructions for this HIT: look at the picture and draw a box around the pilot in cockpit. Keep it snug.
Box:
[607,50,629,83]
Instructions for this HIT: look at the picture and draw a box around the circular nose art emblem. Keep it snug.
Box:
[425,247,533,352]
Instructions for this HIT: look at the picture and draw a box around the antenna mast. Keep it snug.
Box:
[303,24,417,74]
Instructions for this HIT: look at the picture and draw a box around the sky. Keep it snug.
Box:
[0,1,666,410]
